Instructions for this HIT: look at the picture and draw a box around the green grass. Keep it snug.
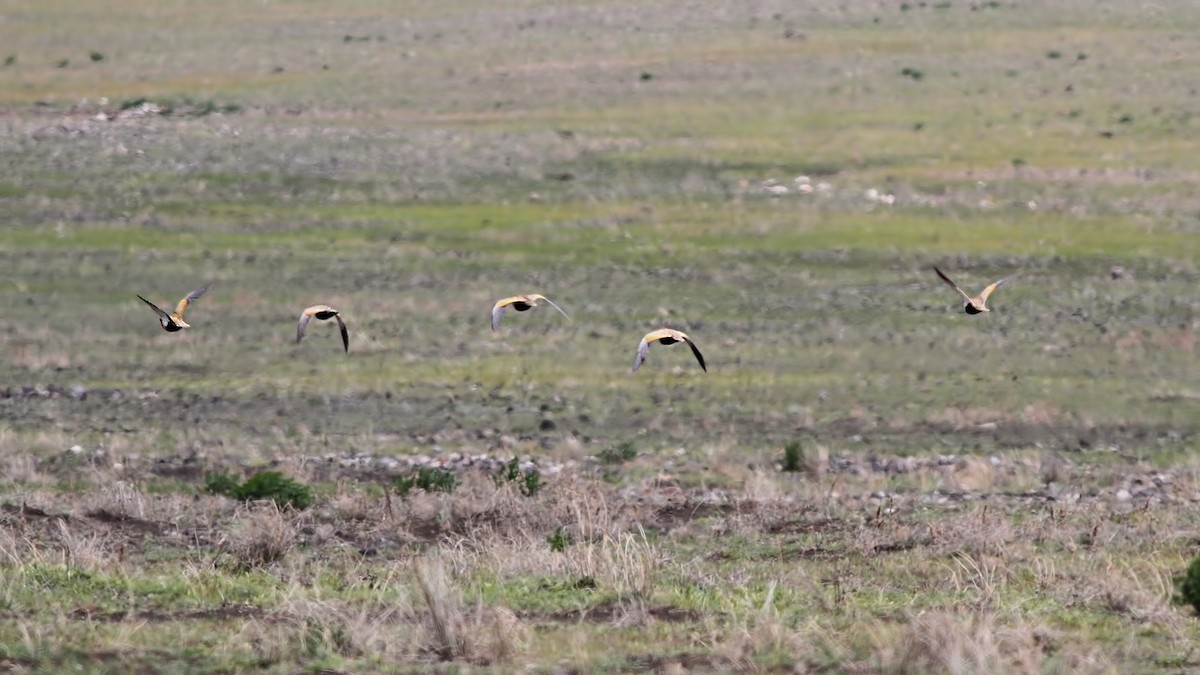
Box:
[1,0,1199,671]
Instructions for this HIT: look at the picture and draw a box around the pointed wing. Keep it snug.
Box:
[296,312,313,343]
[335,314,349,353]
[540,296,571,323]
[173,282,212,319]
[491,302,507,332]
[137,295,170,321]
[632,337,652,373]
[979,274,1015,303]
[934,266,973,303]
[683,337,707,372]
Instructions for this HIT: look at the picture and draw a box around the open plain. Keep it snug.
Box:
[2,0,1200,672]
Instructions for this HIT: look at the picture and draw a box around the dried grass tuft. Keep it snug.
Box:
[220,503,297,569]
[894,611,1043,674]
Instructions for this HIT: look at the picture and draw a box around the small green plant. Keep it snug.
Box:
[3,55,15,67]
[119,97,152,111]
[395,466,458,497]
[205,470,313,509]
[547,526,573,552]
[539,575,597,592]
[597,441,637,465]
[1046,50,1061,60]
[495,457,545,497]
[89,52,104,62]
[1174,556,1200,615]
[900,67,923,81]
[55,59,70,68]
[522,468,544,497]
[204,471,241,496]
[782,441,803,473]
[234,471,313,510]
[496,457,522,485]
[393,475,415,497]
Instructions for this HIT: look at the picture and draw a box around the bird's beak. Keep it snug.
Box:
[178,320,191,328]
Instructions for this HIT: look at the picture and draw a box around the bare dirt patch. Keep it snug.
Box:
[69,603,264,624]
[533,600,705,625]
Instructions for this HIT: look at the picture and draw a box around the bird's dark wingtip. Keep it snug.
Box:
[686,339,707,372]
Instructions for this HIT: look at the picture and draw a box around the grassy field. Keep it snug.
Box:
[2,0,1200,672]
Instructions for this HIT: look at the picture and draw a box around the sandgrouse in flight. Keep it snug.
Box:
[296,305,349,353]
[934,266,1015,315]
[491,294,570,332]
[138,283,212,332]
[632,328,707,373]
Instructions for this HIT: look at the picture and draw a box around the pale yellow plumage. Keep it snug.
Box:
[934,266,1015,315]
[138,283,211,332]
[633,328,707,373]
[491,293,570,331]
[297,304,349,353]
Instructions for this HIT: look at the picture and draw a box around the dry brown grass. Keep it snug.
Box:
[893,611,1046,674]
[412,554,527,664]
[219,503,298,570]
[882,610,1116,674]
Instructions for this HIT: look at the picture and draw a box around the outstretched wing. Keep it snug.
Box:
[296,312,313,343]
[540,296,571,323]
[137,295,170,321]
[173,282,212,319]
[683,337,707,372]
[979,274,1016,303]
[934,266,973,304]
[491,302,507,332]
[632,337,652,373]
[335,314,349,353]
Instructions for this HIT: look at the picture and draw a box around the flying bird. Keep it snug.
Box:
[491,294,570,332]
[934,266,1015,314]
[633,328,707,373]
[296,304,349,353]
[137,283,212,332]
